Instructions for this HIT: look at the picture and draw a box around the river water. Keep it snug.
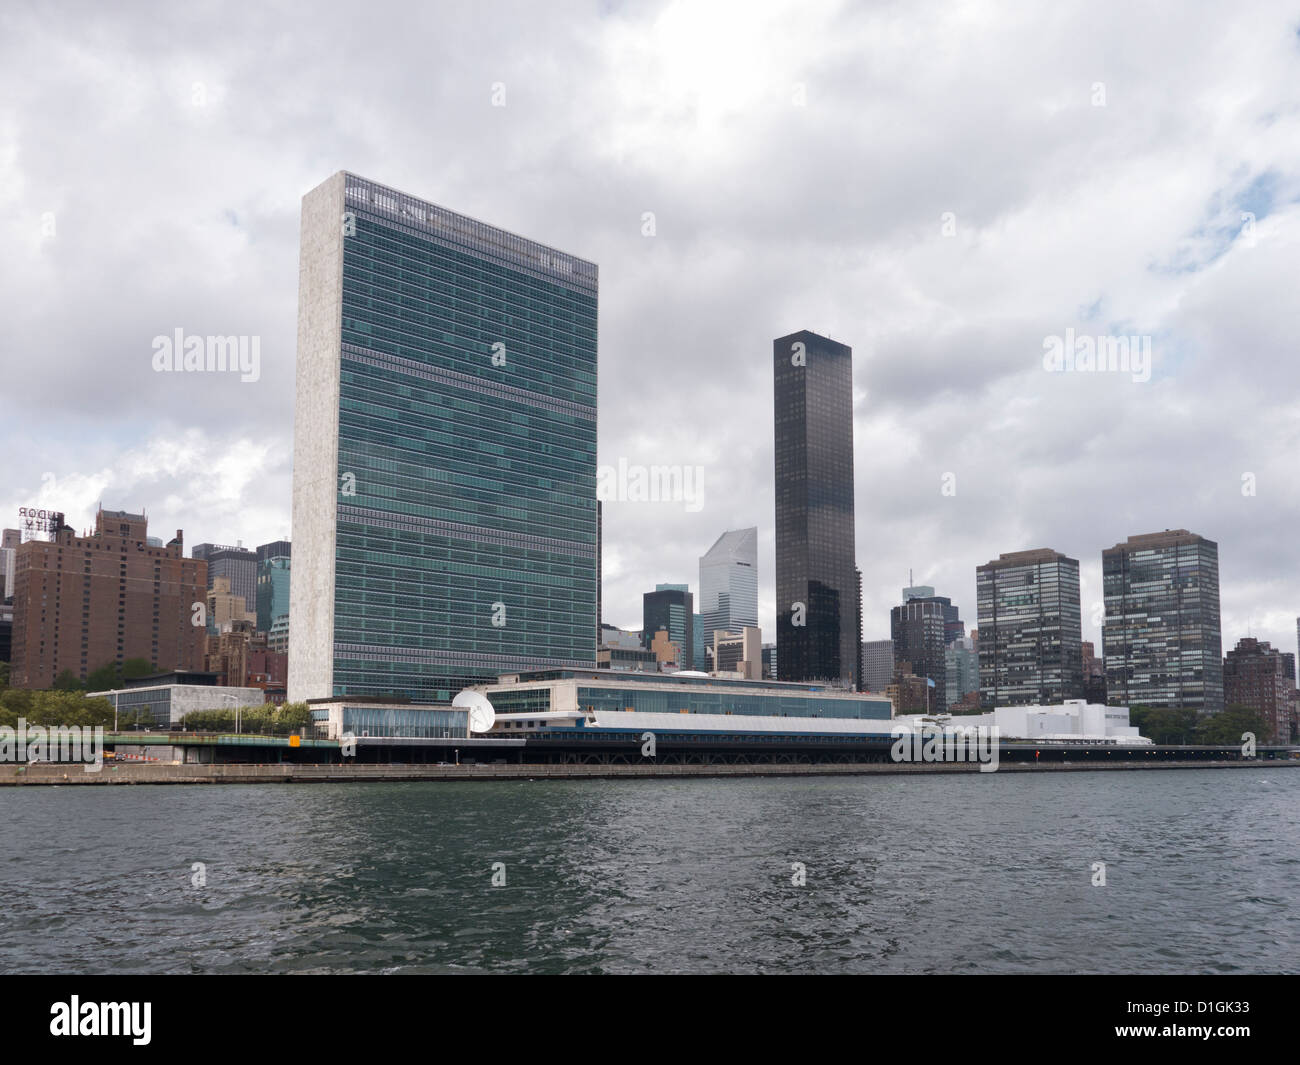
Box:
[1,769,1296,973]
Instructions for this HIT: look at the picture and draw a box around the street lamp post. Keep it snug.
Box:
[215,692,242,734]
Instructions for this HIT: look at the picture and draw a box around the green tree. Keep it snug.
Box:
[85,662,120,692]
[178,708,235,732]
[0,660,10,690]
[0,687,35,724]
[1198,704,1270,746]
[121,658,154,680]
[52,669,85,692]
[1133,706,1199,744]
[275,702,312,734]
[83,658,155,692]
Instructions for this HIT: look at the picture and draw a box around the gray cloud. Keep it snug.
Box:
[2,0,1298,660]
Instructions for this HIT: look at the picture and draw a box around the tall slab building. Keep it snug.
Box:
[977,548,1084,707]
[1102,530,1223,712]
[698,527,758,653]
[773,330,861,687]
[289,173,599,703]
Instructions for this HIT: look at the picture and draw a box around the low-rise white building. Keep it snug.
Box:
[897,699,1151,744]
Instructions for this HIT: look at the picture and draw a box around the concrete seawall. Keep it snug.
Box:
[0,760,1295,786]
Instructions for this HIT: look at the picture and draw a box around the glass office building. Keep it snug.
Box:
[1102,530,1223,712]
[289,172,598,703]
[977,548,1084,708]
[256,548,291,634]
[773,330,861,687]
[642,584,693,669]
[698,527,758,654]
[484,669,892,722]
[891,596,948,710]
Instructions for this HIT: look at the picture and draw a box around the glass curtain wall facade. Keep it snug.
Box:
[1102,530,1223,712]
[256,555,291,633]
[698,527,758,651]
[576,684,889,720]
[773,330,860,687]
[288,172,598,703]
[642,584,693,669]
[977,549,1084,707]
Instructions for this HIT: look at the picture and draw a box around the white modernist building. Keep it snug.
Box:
[897,699,1151,744]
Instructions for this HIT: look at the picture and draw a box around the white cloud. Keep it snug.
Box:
[1,0,1298,658]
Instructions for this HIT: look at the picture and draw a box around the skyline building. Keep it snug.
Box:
[861,639,894,693]
[256,541,292,634]
[192,543,258,613]
[1081,639,1108,705]
[712,625,761,679]
[9,509,206,689]
[642,584,694,670]
[257,540,292,564]
[698,527,758,657]
[1223,636,1294,743]
[208,575,256,635]
[977,548,1084,707]
[901,583,964,644]
[773,329,861,688]
[944,634,979,711]
[288,172,599,703]
[692,611,707,674]
[1102,530,1223,712]
[891,592,948,711]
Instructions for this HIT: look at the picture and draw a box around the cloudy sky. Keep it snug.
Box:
[2,0,1298,658]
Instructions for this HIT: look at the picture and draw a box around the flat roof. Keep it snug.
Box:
[488,670,888,699]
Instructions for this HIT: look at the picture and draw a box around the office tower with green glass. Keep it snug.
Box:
[288,173,598,702]
[255,541,291,634]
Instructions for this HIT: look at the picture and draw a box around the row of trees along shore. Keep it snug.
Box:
[0,659,308,734]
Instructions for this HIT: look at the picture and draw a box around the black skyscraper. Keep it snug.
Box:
[774,330,860,687]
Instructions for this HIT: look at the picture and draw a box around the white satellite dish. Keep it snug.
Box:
[453,689,496,734]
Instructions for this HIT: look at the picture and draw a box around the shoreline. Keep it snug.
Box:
[1,759,1296,786]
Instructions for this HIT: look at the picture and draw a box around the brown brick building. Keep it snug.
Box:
[1223,637,1296,744]
[9,509,207,689]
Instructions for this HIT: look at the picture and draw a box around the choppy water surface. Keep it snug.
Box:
[1,770,1296,973]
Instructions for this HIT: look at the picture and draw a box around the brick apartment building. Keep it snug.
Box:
[1223,637,1296,744]
[9,509,207,689]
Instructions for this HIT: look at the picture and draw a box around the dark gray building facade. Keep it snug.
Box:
[642,584,694,670]
[891,596,948,710]
[192,543,258,614]
[773,330,861,688]
[977,548,1084,707]
[1102,530,1223,712]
